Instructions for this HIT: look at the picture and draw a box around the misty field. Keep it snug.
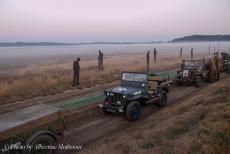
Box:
[1,41,222,105]
[0,50,209,105]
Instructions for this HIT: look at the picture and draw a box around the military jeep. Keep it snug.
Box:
[98,72,170,121]
[176,60,208,87]
[220,52,230,73]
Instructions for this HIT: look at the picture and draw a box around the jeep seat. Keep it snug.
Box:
[147,81,157,93]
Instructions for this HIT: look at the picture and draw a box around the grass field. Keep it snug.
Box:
[80,76,230,154]
[0,53,205,105]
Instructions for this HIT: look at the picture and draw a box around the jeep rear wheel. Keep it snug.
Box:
[157,91,167,107]
[126,102,141,121]
[195,75,202,88]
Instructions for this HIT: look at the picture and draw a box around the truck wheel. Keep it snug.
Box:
[126,102,141,121]
[157,91,167,107]
[195,76,202,88]
[25,134,56,154]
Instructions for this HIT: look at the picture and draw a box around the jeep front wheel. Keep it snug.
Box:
[126,102,141,121]
[195,75,202,88]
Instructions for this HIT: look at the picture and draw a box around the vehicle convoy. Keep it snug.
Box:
[0,104,64,154]
[220,52,230,73]
[176,60,209,87]
[98,72,170,121]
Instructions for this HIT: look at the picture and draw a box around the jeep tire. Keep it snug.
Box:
[126,101,141,121]
[157,91,167,107]
[195,75,202,88]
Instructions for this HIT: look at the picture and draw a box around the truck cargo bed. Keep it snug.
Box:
[0,104,62,140]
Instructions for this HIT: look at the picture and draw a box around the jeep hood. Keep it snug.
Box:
[106,86,145,95]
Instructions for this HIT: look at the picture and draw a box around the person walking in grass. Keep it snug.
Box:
[101,51,104,71]
[153,48,157,63]
[146,50,150,72]
[180,47,183,59]
[73,57,80,86]
[98,50,104,71]
[191,48,194,60]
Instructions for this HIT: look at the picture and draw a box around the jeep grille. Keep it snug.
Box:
[106,93,124,105]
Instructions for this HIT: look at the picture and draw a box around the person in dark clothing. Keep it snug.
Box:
[191,48,194,60]
[153,48,157,63]
[146,50,150,71]
[73,57,80,86]
[101,51,104,71]
[98,50,104,71]
[181,59,185,69]
[180,47,183,59]
[98,50,101,71]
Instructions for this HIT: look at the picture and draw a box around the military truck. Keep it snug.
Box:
[220,52,230,73]
[176,60,208,87]
[98,72,170,121]
[0,104,64,154]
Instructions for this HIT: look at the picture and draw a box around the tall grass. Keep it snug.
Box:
[80,76,230,154]
[0,53,204,105]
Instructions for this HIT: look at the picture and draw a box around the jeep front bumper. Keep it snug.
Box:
[98,104,124,113]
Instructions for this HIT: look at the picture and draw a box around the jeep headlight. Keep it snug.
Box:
[123,95,126,98]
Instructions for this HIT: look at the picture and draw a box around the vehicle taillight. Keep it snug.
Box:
[104,98,109,105]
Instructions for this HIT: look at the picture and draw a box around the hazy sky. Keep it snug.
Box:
[0,0,230,42]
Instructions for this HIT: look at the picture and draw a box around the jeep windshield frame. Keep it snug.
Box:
[121,72,148,88]
[183,60,204,69]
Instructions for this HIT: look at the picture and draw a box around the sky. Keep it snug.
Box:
[0,0,230,42]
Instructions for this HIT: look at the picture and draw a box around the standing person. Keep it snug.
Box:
[101,51,104,71]
[181,59,185,69]
[180,47,183,59]
[153,48,157,63]
[98,50,102,71]
[213,52,220,80]
[146,50,150,72]
[191,48,194,60]
[73,57,80,86]
[209,45,211,55]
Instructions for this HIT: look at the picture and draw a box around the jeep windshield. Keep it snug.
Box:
[183,61,203,69]
[122,72,147,82]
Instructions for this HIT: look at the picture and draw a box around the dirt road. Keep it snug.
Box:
[0,73,227,154]
[57,84,209,154]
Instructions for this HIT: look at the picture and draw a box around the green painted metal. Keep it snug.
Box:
[154,69,178,79]
[53,91,104,111]
[53,69,177,111]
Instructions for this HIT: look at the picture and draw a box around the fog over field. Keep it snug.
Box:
[0,42,230,69]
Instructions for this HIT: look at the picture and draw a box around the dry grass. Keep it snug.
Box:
[80,76,230,154]
[0,53,205,105]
